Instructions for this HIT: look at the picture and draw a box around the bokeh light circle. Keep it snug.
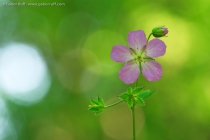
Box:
[0,97,17,140]
[0,43,51,105]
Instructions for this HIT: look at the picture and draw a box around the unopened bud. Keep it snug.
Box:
[152,26,168,37]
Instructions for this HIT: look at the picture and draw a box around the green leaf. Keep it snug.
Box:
[127,97,133,108]
[135,98,145,106]
[139,90,156,99]
[95,111,103,115]
[90,99,100,105]
[89,96,106,115]
[88,107,99,112]
[131,87,145,95]
[98,96,105,106]
[119,93,129,100]
[127,87,133,95]
[88,104,104,115]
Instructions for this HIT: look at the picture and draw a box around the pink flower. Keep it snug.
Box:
[111,30,166,84]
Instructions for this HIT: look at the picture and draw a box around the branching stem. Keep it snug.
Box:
[105,100,124,108]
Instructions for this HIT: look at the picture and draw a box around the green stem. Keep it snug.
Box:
[135,78,138,88]
[132,80,138,140]
[132,104,136,140]
[147,33,153,43]
[105,100,123,108]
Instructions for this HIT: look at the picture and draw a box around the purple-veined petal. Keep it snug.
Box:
[142,60,162,81]
[119,62,140,84]
[145,39,166,58]
[110,45,133,62]
[127,30,147,53]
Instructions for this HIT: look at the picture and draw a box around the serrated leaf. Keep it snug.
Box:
[119,93,129,100]
[88,105,104,115]
[127,97,133,108]
[98,96,105,106]
[139,90,156,99]
[131,87,145,95]
[150,90,156,95]
[135,98,145,106]
[88,107,99,112]
[89,96,105,115]
[90,99,100,105]
[127,87,133,95]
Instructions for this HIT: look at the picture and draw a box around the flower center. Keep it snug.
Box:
[130,47,154,65]
[133,54,144,65]
[133,51,154,65]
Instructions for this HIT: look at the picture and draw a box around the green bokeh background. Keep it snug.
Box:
[1,0,210,140]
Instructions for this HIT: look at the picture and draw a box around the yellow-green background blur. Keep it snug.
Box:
[0,0,210,140]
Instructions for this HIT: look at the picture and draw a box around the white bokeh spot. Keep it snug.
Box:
[0,43,51,105]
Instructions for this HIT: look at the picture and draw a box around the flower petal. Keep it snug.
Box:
[142,60,162,81]
[110,45,133,62]
[145,39,166,58]
[127,30,147,53]
[119,62,140,84]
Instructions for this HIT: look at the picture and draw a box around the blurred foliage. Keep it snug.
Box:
[1,0,210,140]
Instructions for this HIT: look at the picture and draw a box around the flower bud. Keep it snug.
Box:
[152,26,168,37]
